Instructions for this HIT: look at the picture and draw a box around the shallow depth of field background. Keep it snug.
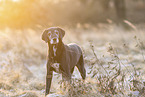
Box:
[0,0,145,97]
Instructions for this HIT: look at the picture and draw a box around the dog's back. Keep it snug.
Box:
[64,43,83,69]
[67,43,82,55]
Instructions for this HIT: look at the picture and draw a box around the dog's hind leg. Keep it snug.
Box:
[76,55,86,80]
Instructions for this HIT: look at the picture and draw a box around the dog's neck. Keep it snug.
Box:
[48,40,64,62]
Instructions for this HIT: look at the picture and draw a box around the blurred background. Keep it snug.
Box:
[0,0,145,97]
[0,0,145,28]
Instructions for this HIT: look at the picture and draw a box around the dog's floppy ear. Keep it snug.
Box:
[42,29,48,43]
[57,27,65,39]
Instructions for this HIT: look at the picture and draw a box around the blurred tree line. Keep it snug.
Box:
[80,0,126,22]
[0,0,145,28]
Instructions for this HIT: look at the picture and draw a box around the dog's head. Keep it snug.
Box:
[42,27,65,44]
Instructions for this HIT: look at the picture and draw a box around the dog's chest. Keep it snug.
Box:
[51,63,60,73]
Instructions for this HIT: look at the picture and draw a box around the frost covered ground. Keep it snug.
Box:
[0,24,145,97]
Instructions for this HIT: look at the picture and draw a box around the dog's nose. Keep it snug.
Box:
[53,38,57,42]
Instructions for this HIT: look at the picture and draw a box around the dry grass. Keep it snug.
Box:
[0,24,145,97]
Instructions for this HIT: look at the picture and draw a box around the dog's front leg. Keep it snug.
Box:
[45,61,53,96]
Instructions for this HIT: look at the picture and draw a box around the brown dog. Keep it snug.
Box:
[42,27,86,95]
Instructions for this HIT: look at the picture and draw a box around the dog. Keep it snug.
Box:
[42,27,86,95]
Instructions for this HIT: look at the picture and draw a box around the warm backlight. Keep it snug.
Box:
[12,0,19,2]
[0,0,19,2]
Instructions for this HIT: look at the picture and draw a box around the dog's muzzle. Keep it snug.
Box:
[50,38,59,44]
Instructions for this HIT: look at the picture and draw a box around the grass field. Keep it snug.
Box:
[0,24,145,97]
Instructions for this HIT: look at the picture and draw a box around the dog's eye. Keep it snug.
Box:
[55,32,58,34]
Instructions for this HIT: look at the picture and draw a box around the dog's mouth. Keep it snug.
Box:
[50,38,59,44]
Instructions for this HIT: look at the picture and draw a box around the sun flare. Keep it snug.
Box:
[12,0,19,2]
[0,0,19,2]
